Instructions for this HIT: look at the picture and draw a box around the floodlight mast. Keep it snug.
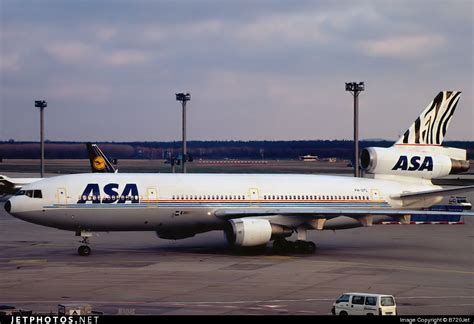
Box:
[175,93,191,173]
[345,82,364,177]
[35,100,47,177]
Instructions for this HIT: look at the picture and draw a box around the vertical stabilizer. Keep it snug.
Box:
[86,143,117,173]
[395,91,461,146]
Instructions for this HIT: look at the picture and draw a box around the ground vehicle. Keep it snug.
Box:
[449,196,472,210]
[331,293,397,315]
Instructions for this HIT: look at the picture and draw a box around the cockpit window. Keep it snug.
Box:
[15,189,42,198]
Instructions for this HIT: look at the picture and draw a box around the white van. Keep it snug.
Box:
[331,292,397,315]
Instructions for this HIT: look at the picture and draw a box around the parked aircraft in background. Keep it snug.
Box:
[4,91,474,256]
[0,175,42,197]
[86,143,117,173]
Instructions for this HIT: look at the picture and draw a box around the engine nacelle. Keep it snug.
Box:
[225,218,273,247]
[360,147,468,179]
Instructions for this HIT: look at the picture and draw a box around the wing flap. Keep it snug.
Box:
[390,185,474,199]
[214,208,474,219]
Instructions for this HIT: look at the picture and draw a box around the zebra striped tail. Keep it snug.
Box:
[395,91,462,146]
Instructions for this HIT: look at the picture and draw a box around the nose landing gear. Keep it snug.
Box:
[76,231,92,256]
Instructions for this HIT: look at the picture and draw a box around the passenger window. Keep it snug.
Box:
[25,190,33,198]
[365,297,377,306]
[352,296,365,305]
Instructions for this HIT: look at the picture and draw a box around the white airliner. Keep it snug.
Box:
[4,91,474,256]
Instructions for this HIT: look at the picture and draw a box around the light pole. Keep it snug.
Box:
[35,100,47,177]
[345,82,364,177]
[175,93,190,173]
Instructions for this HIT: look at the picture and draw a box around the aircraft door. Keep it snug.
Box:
[57,188,67,204]
[249,188,259,201]
[147,187,158,201]
[371,189,380,201]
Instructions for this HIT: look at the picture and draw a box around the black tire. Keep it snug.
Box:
[293,240,305,253]
[305,241,317,254]
[339,311,348,316]
[273,239,291,253]
[78,245,91,256]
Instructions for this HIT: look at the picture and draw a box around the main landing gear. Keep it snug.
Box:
[272,226,317,254]
[272,239,317,254]
[76,231,92,256]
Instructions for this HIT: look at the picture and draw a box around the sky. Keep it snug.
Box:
[1,0,473,142]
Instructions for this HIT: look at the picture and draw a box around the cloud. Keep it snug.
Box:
[45,41,94,63]
[95,27,118,42]
[44,83,113,103]
[1,1,471,141]
[359,34,447,59]
[234,12,329,47]
[106,49,152,67]
[44,41,152,67]
[0,53,21,72]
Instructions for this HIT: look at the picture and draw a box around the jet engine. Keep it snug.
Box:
[225,218,292,247]
[360,147,468,179]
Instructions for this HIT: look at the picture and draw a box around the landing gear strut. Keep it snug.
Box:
[76,231,92,256]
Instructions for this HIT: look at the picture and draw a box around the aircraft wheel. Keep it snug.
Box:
[294,241,317,254]
[293,240,303,253]
[78,245,91,256]
[272,239,291,253]
[305,241,317,254]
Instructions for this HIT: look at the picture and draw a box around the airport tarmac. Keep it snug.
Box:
[0,197,473,315]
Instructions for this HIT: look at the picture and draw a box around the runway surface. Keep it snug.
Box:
[0,198,473,315]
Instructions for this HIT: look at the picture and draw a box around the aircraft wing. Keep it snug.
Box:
[214,208,474,219]
[390,185,474,199]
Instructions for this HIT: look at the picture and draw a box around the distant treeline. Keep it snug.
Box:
[0,140,473,160]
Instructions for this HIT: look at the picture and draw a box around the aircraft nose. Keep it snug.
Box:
[4,200,11,213]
